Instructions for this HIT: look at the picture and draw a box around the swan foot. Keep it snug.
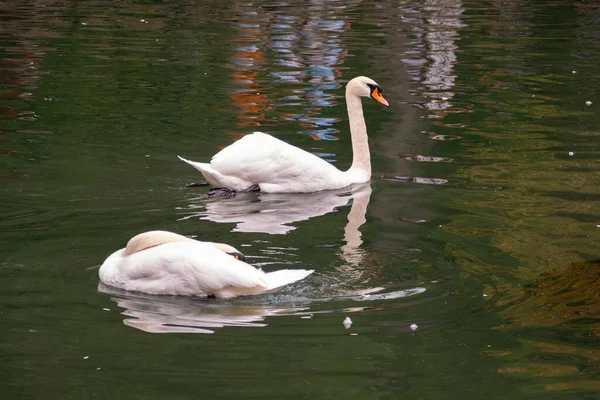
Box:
[207,294,217,299]
[207,187,236,198]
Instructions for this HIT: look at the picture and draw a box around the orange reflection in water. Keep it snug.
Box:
[229,70,270,129]
[227,19,271,138]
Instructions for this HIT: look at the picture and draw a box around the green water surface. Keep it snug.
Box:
[2,1,599,399]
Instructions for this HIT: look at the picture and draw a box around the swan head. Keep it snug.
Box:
[226,251,246,261]
[346,76,389,107]
[208,242,246,261]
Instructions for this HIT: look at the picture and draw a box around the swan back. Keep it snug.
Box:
[101,241,267,296]
[124,230,242,257]
[124,230,194,256]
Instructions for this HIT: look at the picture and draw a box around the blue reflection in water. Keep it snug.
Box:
[227,1,353,143]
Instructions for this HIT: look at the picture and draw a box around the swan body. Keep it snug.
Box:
[179,76,388,194]
[99,231,314,298]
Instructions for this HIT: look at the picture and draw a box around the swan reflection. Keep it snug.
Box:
[98,283,308,334]
[98,283,426,334]
[178,184,372,235]
[179,184,372,285]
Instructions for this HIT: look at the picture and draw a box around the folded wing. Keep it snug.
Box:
[210,132,343,190]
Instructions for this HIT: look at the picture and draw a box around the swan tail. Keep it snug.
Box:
[178,155,224,187]
[177,155,211,174]
[262,269,314,292]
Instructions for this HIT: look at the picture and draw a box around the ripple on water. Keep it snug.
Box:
[383,175,451,186]
[97,283,427,334]
[400,153,454,163]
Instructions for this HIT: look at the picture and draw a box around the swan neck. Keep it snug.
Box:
[346,90,370,177]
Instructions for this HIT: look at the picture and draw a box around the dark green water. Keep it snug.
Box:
[2,0,599,398]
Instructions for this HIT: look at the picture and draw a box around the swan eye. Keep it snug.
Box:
[368,85,389,107]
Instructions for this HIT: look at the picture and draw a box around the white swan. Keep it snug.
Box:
[98,230,314,298]
[178,76,388,195]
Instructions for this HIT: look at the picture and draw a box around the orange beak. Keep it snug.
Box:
[371,88,389,107]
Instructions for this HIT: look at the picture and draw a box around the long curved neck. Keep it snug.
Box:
[346,90,371,177]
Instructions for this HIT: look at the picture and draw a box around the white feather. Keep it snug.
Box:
[178,76,388,193]
[99,233,313,299]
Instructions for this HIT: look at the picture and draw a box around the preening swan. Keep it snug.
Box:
[98,231,314,298]
[178,76,389,195]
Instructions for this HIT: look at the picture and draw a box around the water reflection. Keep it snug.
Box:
[227,0,356,140]
[98,283,308,334]
[98,283,426,334]
[385,176,449,185]
[0,2,48,106]
[339,184,371,268]
[487,260,600,391]
[386,0,465,120]
[400,153,453,163]
[179,185,373,284]
[228,7,271,132]
[270,1,349,140]
[420,0,465,117]
[0,1,57,158]
[179,184,372,235]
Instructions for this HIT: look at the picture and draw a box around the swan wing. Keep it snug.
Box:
[100,242,268,296]
[210,132,345,192]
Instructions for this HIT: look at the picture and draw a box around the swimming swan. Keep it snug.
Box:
[99,230,314,298]
[178,76,389,195]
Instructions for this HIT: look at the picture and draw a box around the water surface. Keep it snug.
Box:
[2,0,599,399]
